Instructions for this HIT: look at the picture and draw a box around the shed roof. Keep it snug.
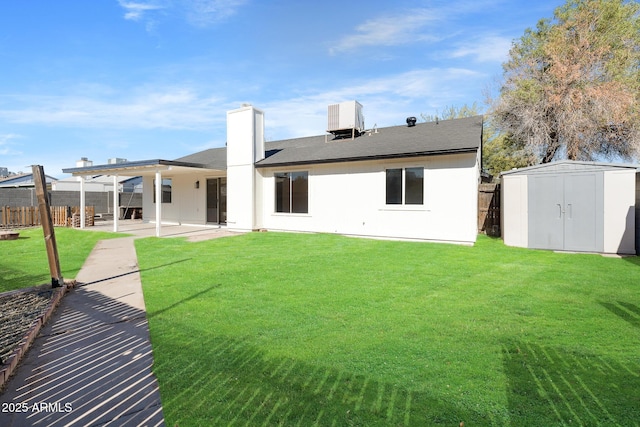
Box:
[501,160,640,176]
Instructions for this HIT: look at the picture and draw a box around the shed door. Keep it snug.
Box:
[563,173,601,251]
[528,173,603,252]
[529,175,564,250]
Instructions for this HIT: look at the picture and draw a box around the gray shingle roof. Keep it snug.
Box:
[257,115,482,167]
[175,115,483,169]
[174,147,227,170]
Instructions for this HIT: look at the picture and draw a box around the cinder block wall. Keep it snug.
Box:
[0,188,38,206]
[50,191,113,213]
[0,188,142,214]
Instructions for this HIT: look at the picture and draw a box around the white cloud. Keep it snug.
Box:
[450,35,513,63]
[329,0,508,56]
[117,0,247,29]
[184,0,248,27]
[118,0,166,21]
[0,67,485,150]
[329,10,441,54]
[262,68,483,139]
[0,133,23,156]
[0,88,226,131]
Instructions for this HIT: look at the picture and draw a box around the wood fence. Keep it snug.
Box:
[1,206,95,228]
[478,183,501,236]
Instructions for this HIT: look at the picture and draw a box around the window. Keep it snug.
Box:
[385,167,424,205]
[153,178,172,203]
[275,171,308,213]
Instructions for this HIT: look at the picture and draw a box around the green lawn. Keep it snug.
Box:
[136,233,640,426]
[0,227,123,292]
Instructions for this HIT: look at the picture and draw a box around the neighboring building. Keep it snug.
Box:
[0,167,8,178]
[52,157,143,193]
[0,173,56,188]
[63,103,483,244]
[52,175,143,193]
[501,160,640,255]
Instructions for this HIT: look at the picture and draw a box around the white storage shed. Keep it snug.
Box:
[501,161,640,255]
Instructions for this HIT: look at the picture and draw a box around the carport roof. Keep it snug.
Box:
[62,159,216,177]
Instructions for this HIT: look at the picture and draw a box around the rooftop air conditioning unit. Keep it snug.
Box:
[76,157,93,168]
[327,100,364,139]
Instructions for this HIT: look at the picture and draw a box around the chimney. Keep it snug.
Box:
[226,104,265,231]
[76,157,93,167]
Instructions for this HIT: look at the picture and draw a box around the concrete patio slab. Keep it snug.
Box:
[84,219,241,242]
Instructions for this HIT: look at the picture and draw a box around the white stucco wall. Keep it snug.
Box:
[603,170,636,254]
[142,172,224,225]
[501,175,528,248]
[257,152,479,244]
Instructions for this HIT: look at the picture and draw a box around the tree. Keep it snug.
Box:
[482,123,534,178]
[421,103,532,178]
[420,102,481,123]
[491,0,640,163]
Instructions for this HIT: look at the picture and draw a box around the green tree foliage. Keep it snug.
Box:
[421,103,531,178]
[482,123,534,178]
[420,102,481,123]
[492,0,640,163]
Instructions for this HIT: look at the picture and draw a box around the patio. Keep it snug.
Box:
[83,219,240,242]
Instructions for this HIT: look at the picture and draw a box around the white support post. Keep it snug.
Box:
[79,176,86,229]
[155,170,162,237]
[113,175,119,232]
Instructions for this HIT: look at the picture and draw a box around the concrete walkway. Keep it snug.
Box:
[0,237,165,426]
[88,219,240,242]
[0,221,241,426]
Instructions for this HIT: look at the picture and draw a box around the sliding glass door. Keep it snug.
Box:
[206,178,227,224]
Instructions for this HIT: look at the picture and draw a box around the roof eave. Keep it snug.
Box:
[255,147,479,168]
[62,159,214,176]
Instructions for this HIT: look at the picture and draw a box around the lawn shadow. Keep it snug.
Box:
[76,258,191,288]
[146,284,221,319]
[599,301,640,329]
[0,265,50,293]
[152,331,490,426]
[502,340,640,425]
[622,255,640,266]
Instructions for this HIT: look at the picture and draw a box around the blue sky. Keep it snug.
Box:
[0,0,560,177]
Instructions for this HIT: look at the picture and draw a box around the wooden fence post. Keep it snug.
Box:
[33,165,64,288]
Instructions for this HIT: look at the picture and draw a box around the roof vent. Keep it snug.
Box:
[406,117,417,127]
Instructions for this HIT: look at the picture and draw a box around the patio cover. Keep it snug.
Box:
[62,159,218,237]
